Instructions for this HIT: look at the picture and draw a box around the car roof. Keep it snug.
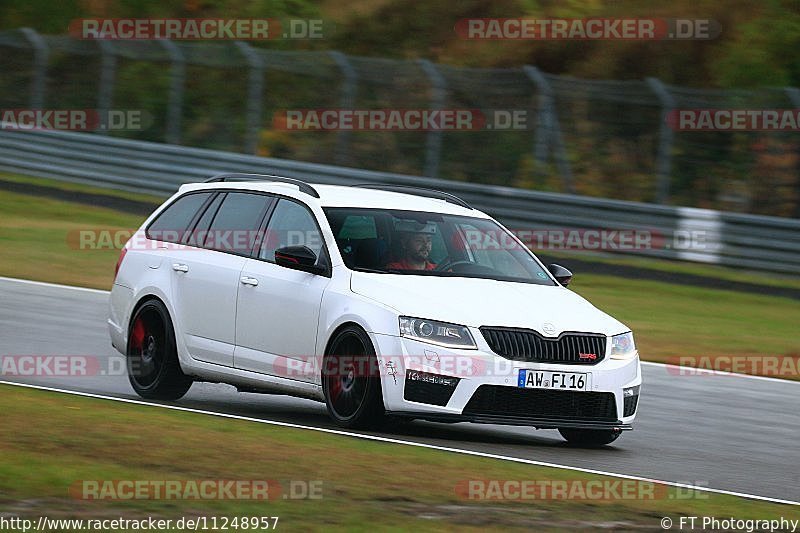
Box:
[177,180,488,218]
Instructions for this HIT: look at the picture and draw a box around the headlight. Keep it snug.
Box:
[399,317,477,350]
[609,332,637,360]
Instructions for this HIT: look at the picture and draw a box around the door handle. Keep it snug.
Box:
[172,263,189,273]
[240,276,259,287]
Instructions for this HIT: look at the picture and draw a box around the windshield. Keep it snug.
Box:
[324,207,556,286]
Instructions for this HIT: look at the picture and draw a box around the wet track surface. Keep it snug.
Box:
[1,277,798,503]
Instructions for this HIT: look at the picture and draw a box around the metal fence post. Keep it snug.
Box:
[418,59,445,178]
[785,87,800,107]
[96,40,117,136]
[235,41,264,155]
[785,87,800,218]
[524,66,573,193]
[329,51,357,166]
[524,65,552,185]
[646,77,675,204]
[158,39,185,145]
[19,28,48,110]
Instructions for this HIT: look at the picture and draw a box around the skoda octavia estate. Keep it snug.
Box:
[108,174,642,446]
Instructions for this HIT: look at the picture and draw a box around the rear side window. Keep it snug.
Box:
[205,192,271,255]
[186,192,225,247]
[146,192,211,243]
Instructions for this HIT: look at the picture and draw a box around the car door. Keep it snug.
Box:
[234,198,331,383]
[169,191,272,367]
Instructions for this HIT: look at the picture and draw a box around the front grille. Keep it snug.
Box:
[463,385,617,421]
[480,327,606,365]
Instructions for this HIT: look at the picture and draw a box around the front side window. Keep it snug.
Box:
[260,199,325,264]
[324,207,555,285]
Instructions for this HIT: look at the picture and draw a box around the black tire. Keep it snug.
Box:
[322,325,385,429]
[558,428,621,448]
[127,299,192,400]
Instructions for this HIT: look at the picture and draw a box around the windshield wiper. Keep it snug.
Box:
[353,267,408,275]
[353,267,387,274]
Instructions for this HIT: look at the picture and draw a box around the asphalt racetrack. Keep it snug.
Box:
[1,277,798,504]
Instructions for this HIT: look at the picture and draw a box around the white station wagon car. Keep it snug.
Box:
[108,174,641,446]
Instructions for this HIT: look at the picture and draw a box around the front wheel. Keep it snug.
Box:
[322,325,385,429]
[127,299,192,400]
[558,428,621,447]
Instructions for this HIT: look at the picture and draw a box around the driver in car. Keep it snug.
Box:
[386,221,438,271]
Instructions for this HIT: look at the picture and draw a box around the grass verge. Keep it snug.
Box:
[1,384,798,532]
[0,188,146,289]
[571,274,799,365]
[545,250,800,292]
[0,173,165,205]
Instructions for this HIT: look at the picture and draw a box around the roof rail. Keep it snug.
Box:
[204,173,320,198]
[353,183,473,209]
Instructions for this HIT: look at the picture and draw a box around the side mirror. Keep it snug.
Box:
[275,245,326,275]
[548,263,573,287]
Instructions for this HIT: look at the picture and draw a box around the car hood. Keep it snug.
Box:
[350,272,628,336]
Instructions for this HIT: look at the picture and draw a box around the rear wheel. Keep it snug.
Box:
[558,428,621,447]
[127,299,192,400]
[322,325,385,429]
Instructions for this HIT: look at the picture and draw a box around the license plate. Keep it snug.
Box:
[517,369,589,391]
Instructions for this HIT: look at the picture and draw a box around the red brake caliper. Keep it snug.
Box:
[131,317,145,351]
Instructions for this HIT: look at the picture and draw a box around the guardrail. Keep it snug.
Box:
[1,128,799,274]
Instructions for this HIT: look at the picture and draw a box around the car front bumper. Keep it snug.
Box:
[372,333,642,431]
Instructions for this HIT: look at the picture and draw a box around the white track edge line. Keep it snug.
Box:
[640,361,800,385]
[1,380,798,507]
[0,276,109,295]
